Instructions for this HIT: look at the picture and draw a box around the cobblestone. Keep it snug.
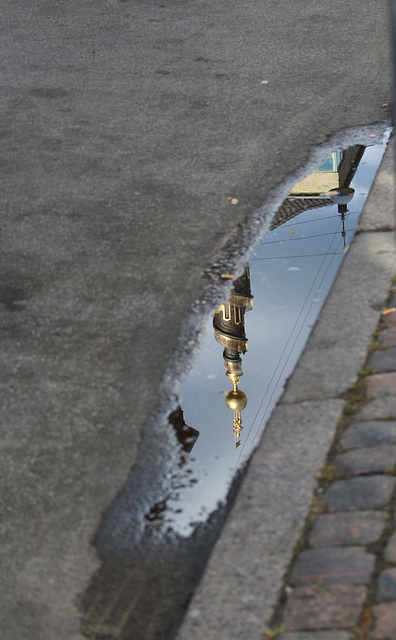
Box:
[334,445,396,476]
[368,347,396,372]
[309,511,387,548]
[385,532,396,564]
[369,602,396,638]
[283,584,367,630]
[279,634,352,640]
[379,327,396,347]
[383,309,396,327]
[357,398,396,420]
[291,548,374,586]
[377,569,396,601]
[270,276,396,639]
[367,373,396,398]
[339,421,396,450]
[324,476,396,511]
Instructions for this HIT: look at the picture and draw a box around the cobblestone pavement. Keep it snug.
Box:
[266,288,396,639]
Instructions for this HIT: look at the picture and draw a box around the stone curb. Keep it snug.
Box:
[176,137,396,640]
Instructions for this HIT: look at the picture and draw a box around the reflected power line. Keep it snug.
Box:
[237,218,346,466]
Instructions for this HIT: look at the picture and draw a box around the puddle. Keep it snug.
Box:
[82,126,391,640]
[145,131,391,537]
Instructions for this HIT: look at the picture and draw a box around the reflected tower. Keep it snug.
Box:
[213,266,253,447]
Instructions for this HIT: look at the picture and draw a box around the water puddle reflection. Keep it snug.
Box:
[82,128,391,640]
[156,133,390,536]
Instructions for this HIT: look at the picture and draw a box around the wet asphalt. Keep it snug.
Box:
[0,1,393,639]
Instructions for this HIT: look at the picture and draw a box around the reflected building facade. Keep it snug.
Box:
[271,144,365,230]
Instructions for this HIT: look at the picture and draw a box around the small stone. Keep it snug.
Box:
[379,328,396,348]
[357,398,396,420]
[369,347,396,372]
[292,548,374,586]
[279,633,351,640]
[385,532,396,563]
[309,511,386,548]
[324,476,396,511]
[367,373,396,399]
[340,421,396,450]
[283,583,367,630]
[370,602,396,638]
[334,445,396,476]
[377,569,396,601]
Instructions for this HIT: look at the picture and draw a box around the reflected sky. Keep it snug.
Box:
[158,133,391,535]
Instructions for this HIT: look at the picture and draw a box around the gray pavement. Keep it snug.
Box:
[0,1,394,639]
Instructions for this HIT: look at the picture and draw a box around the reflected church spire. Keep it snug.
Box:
[213,266,253,447]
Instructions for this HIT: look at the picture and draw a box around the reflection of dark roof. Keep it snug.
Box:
[271,197,333,230]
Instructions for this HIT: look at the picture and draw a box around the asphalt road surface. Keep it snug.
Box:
[0,1,392,638]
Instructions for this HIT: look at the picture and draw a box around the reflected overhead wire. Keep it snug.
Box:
[237,218,346,465]
[252,252,345,260]
[259,228,355,245]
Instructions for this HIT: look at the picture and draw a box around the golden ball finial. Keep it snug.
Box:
[225,389,247,412]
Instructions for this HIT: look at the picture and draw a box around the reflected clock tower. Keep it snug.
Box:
[213,266,253,447]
